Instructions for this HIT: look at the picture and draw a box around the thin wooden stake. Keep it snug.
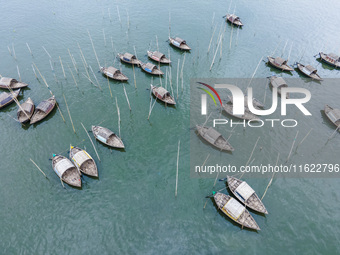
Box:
[107,76,112,98]
[297,128,312,148]
[89,65,102,90]
[117,6,121,24]
[181,54,186,92]
[16,65,21,82]
[59,56,66,78]
[133,64,137,88]
[81,122,101,162]
[30,158,48,178]
[68,49,78,74]
[176,59,180,99]
[103,29,107,47]
[87,30,101,69]
[123,85,131,111]
[63,94,76,133]
[210,34,223,70]
[261,153,280,200]
[115,97,121,137]
[12,43,17,60]
[286,131,299,162]
[207,24,217,53]
[175,140,180,197]
[42,46,52,59]
[32,65,38,79]
[8,46,12,56]
[26,43,33,56]
[67,64,78,87]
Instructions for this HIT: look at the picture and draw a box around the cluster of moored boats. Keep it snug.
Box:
[195,12,340,230]
[212,175,268,231]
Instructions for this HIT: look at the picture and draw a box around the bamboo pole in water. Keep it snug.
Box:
[107,76,113,98]
[181,54,186,92]
[103,29,107,47]
[210,34,223,70]
[247,57,263,88]
[115,97,121,137]
[81,122,101,162]
[207,24,217,54]
[12,43,17,60]
[16,65,21,82]
[42,46,52,59]
[175,140,180,197]
[59,56,66,79]
[297,128,312,149]
[26,43,33,56]
[68,49,78,74]
[123,85,131,111]
[117,5,121,25]
[63,94,76,133]
[32,65,38,79]
[30,159,48,178]
[286,131,299,162]
[8,46,12,56]
[89,65,102,90]
[87,30,101,69]
[133,64,137,89]
[67,64,78,87]
[261,153,279,200]
[176,59,180,99]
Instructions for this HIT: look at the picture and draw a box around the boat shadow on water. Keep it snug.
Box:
[210,197,259,233]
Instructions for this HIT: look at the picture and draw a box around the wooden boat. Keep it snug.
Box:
[296,63,322,81]
[319,52,340,68]
[228,95,264,109]
[196,125,234,152]
[147,51,171,64]
[269,76,289,97]
[30,96,56,124]
[225,14,243,26]
[267,56,293,72]
[92,125,125,149]
[223,102,260,121]
[100,66,128,81]
[227,176,268,214]
[324,105,340,128]
[17,97,34,123]
[0,77,28,89]
[213,192,260,230]
[0,89,20,109]
[69,145,98,177]
[140,62,164,75]
[169,37,191,51]
[52,154,81,187]
[117,53,141,65]
[150,85,176,105]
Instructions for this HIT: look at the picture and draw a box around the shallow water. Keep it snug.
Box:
[1,0,340,254]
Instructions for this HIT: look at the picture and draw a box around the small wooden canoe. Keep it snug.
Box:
[196,125,234,152]
[324,105,340,128]
[92,125,125,149]
[70,145,98,177]
[319,52,340,68]
[267,56,293,72]
[0,77,28,89]
[169,37,191,51]
[150,85,176,105]
[227,176,268,214]
[225,14,243,26]
[52,154,81,187]
[100,66,128,81]
[214,192,260,230]
[30,96,56,124]
[17,97,34,123]
[296,63,322,81]
[140,62,164,75]
[269,76,289,97]
[147,51,171,64]
[0,89,20,109]
[117,53,141,65]
[223,103,260,121]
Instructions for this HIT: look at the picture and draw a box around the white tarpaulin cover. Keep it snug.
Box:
[55,159,74,177]
[72,151,90,166]
[235,181,255,201]
[223,198,245,219]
